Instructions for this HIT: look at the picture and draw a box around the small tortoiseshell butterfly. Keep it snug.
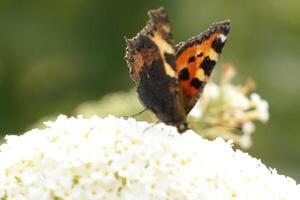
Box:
[125,7,230,133]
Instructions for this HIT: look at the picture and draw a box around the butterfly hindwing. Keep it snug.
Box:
[175,21,231,113]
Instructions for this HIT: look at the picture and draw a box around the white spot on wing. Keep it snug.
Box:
[196,51,202,57]
[220,34,227,43]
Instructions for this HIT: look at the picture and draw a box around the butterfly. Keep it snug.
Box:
[125,7,230,133]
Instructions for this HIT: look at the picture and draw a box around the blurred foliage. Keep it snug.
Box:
[0,0,300,180]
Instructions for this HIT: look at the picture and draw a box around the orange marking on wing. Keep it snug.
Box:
[176,33,221,97]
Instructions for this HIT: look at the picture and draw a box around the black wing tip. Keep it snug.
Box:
[144,7,169,35]
[126,7,169,44]
[210,20,231,35]
[148,7,168,22]
[176,20,231,56]
[124,6,172,65]
[124,7,164,67]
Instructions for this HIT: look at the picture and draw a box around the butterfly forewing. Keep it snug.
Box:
[175,21,231,113]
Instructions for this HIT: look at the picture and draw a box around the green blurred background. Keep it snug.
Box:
[0,0,299,180]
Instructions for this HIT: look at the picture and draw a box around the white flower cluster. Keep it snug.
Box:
[0,115,299,200]
[189,65,269,148]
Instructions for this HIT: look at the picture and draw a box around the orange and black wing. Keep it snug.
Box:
[175,20,231,113]
[125,7,187,128]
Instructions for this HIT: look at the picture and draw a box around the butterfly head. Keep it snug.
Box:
[175,121,189,133]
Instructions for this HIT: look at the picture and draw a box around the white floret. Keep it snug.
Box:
[0,115,298,200]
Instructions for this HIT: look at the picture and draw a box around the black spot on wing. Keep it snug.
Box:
[200,56,216,76]
[190,78,203,89]
[188,56,196,63]
[196,52,204,57]
[164,52,176,70]
[212,38,225,53]
[176,20,230,57]
[178,68,189,81]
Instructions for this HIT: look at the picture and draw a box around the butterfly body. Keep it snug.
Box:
[125,7,230,133]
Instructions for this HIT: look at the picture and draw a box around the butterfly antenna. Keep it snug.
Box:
[143,121,160,134]
[123,108,148,119]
